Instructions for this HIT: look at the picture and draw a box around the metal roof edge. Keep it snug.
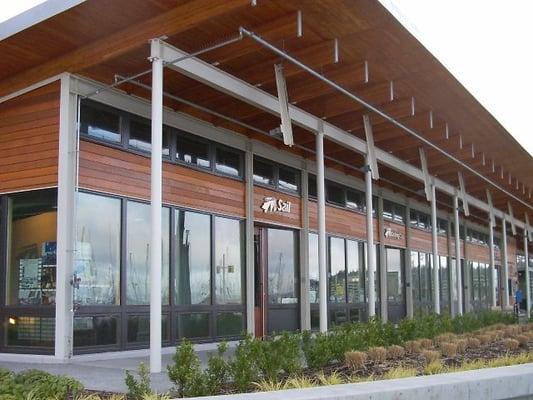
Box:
[0,0,86,41]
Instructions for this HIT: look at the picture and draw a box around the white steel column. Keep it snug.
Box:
[316,127,328,332]
[55,74,77,361]
[300,163,311,330]
[366,157,376,318]
[524,233,530,317]
[431,184,440,314]
[489,220,497,308]
[149,40,163,373]
[245,142,255,334]
[378,197,387,322]
[502,219,510,309]
[454,195,463,315]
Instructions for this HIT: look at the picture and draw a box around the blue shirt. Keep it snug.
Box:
[516,289,523,303]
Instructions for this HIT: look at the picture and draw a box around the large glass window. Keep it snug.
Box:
[175,211,211,305]
[346,190,365,212]
[176,136,210,168]
[126,202,169,305]
[215,147,241,177]
[73,316,118,347]
[439,256,450,310]
[128,119,170,156]
[7,316,55,348]
[326,183,345,206]
[253,159,274,186]
[278,167,298,192]
[214,217,243,305]
[329,237,346,303]
[6,189,57,305]
[80,102,121,143]
[386,248,403,303]
[347,240,365,303]
[75,193,120,305]
[267,229,298,304]
[309,233,319,303]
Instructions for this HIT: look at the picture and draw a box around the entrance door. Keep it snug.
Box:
[385,247,406,322]
[254,226,299,336]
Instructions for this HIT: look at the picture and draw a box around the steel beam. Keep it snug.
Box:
[316,124,328,332]
[454,195,463,315]
[431,183,440,314]
[502,219,510,309]
[245,141,255,334]
[458,172,470,216]
[366,156,376,318]
[157,40,529,232]
[363,115,379,180]
[419,147,432,202]
[525,232,531,318]
[508,202,516,235]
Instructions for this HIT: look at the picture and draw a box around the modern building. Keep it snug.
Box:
[0,0,532,371]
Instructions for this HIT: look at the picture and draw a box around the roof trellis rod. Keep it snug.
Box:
[82,34,243,100]
[237,27,533,212]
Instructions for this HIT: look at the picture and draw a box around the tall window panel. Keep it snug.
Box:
[309,233,319,304]
[214,217,243,305]
[411,252,420,309]
[386,248,403,303]
[175,211,211,305]
[6,189,57,306]
[126,201,170,305]
[329,237,346,303]
[267,229,298,304]
[75,192,121,305]
[346,240,365,303]
[439,256,450,312]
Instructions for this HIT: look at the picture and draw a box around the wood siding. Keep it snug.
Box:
[383,220,407,248]
[0,82,59,193]
[465,243,491,264]
[254,186,301,228]
[79,140,245,217]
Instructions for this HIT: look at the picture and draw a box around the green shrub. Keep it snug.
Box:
[167,339,208,398]
[302,330,334,369]
[125,362,152,399]
[229,334,261,392]
[205,342,230,394]
[0,369,83,400]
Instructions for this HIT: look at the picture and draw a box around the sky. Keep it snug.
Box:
[1,0,532,157]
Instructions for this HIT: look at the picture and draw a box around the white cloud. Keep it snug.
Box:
[380,0,533,157]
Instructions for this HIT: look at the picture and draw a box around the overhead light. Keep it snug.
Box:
[8,317,16,325]
[268,127,282,137]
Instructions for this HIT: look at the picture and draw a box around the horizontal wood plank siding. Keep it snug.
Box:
[0,82,59,193]
[79,140,245,217]
[465,243,491,263]
[254,186,301,228]
[409,228,433,253]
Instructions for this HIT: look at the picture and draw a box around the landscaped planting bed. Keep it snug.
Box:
[2,311,532,399]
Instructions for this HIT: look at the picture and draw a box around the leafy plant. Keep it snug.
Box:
[167,339,208,398]
[383,366,417,379]
[125,362,152,399]
[205,342,229,394]
[229,334,261,392]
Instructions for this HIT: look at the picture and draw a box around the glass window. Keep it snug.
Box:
[440,256,450,306]
[309,233,319,303]
[7,316,55,348]
[215,217,243,305]
[411,251,420,304]
[346,190,364,211]
[253,159,274,186]
[347,240,364,303]
[420,253,432,306]
[175,211,211,305]
[308,175,317,198]
[278,167,299,193]
[386,248,403,302]
[267,229,298,304]
[74,316,118,347]
[178,313,209,339]
[383,200,394,220]
[216,312,243,337]
[81,102,121,143]
[410,210,418,228]
[329,237,346,303]
[215,147,241,177]
[75,192,120,305]
[129,119,151,153]
[6,189,57,305]
[418,213,429,230]
[326,182,344,206]
[394,204,405,224]
[127,315,169,343]
[126,202,169,305]
[176,136,210,168]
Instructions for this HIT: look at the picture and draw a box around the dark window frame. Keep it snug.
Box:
[252,156,301,195]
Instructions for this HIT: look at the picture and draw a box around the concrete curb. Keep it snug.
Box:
[185,363,533,400]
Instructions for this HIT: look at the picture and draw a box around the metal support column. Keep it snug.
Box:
[431,184,440,314]
[245,142,255,334]
[366,157,376,318]
[316,127,328,332]
[378,196,387,321]
[405,202,414,318]
[489,219,497,309]
[502,219,510,309]
[300,162,311,330]
[149,39,163,373]
[454,195,463,315]
[525,233,531,318]
[55,74,77,361]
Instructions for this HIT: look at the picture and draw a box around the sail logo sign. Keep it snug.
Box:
[261,197,292,214]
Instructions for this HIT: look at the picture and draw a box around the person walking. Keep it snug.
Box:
[515,287,524,316]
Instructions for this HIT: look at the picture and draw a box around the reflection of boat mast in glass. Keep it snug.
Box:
[216,247,235,303]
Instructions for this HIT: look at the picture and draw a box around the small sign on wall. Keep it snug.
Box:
[261,196,292,214]
[384,227,403,240]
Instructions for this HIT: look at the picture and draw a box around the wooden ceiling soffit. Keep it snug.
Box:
[0,0,250,97]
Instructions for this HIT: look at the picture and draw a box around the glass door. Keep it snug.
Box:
[254,226,299,335]
[386,247,406,322]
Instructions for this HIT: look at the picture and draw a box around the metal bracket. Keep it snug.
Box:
[419,147,432,201]
[274,64,294,146]
[508,202,516,235]
[458,171,470,216]
[486,189,495,227]
[363,114,379,180]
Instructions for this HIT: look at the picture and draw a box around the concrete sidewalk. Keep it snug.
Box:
[0,345,235,394]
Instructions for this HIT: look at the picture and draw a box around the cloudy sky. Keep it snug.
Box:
[2,1,531,156]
